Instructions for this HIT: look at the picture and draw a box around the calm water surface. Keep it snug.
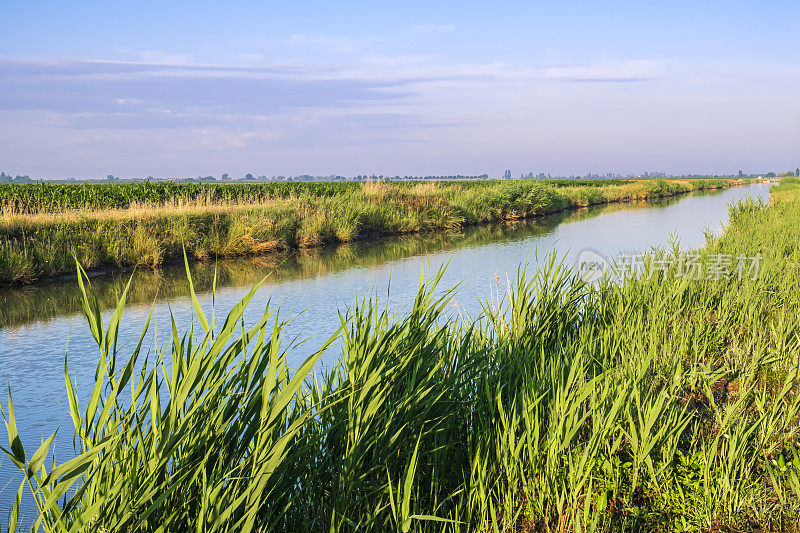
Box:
[0,183,770,521]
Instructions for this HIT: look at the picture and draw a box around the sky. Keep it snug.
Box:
[1,0,798,178]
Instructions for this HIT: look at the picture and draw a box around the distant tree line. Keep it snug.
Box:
[0,172,32,183]
[2,168,798,184]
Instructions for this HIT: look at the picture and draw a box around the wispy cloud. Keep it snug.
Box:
[0,56,663,86]
[0,56,421,137]
[1,54,797,177]
[542,60,665,83]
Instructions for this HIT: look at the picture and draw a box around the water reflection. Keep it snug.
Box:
[0,195,689,330]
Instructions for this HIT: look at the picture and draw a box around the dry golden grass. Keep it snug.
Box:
[409,182,437,196]
[360,180,394,198]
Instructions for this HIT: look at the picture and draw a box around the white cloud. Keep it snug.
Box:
[542,60,666,82]
[2,53,799,177]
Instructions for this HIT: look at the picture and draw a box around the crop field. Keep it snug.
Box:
[0,179,732,214]
[0,181,357,214]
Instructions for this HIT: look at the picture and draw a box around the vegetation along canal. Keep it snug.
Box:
[0,183,771,527]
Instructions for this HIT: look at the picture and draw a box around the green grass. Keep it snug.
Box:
[0,178,740,284]
[1,178,796,531]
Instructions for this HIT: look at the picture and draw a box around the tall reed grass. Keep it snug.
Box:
[3,179,790,532]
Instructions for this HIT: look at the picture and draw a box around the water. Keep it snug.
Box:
[0,183,769,522]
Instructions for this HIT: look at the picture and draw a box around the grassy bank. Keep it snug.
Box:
[1,179,796,531]
[0,178,739,284]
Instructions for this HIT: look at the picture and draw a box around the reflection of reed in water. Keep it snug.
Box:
[0,190,711,329]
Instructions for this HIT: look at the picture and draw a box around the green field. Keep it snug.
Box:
[2,178,798,531]
[0,179,662,213]
[0,178,737,284]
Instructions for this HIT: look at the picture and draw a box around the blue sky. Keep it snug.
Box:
[1,1,798,178]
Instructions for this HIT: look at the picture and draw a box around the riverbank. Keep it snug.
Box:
[3,179,796,531]
[0,178,743,284]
